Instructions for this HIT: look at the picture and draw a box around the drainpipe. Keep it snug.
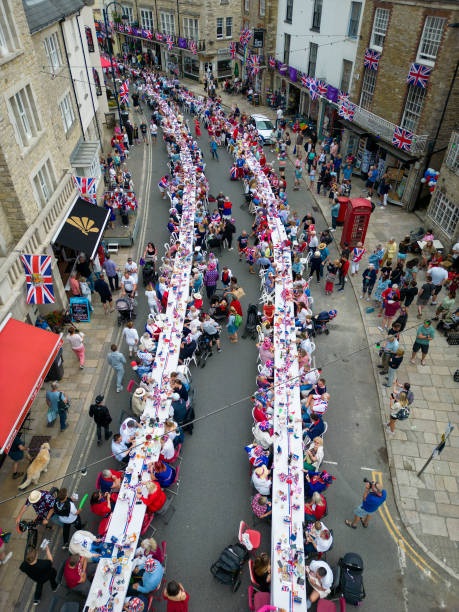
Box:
[59,18,85,140]
[76,12,103,149]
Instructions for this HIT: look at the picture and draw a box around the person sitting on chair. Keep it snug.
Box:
[140,481,166,514]
[306,560,334,607]
[151,461,176,488]
[253,552,271,592]
[98,469,122,493]
[304,522,332,555]
[130,558,164,594]
[64,554,94,593]
[304,492,327,522]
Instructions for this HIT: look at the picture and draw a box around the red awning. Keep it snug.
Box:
[100,56,117,69]
[0,316,63,453]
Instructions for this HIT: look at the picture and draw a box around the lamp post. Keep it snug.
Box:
[103,1,126,127]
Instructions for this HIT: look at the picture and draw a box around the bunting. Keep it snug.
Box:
[165,34,173,50]
[119,80,130,105]
[189,39,197,54]
[268,56,275,69]
[316,80,327,97]
[338,100,356,122]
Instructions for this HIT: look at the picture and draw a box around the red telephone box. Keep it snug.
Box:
[336,196,350,226]
[340,198,372,249]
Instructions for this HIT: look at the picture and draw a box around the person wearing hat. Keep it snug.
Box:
[16,490,57,527]
[131,387,146,418]
[89,395,113,446]
[130,557,164,595]
[192,292,203,310]
[251,465,272,496]
[123,596,146,611]
[20,543,58,605]
[310,250,323,283]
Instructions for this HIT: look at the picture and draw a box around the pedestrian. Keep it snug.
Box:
[67,326,85,369]
[94,272,115,315]
[51,488,83,549]
[310,250,322,283]
[384,348,404,388]
[89,394,113,445]
[400,279,418,308]
[226,306,240,343]
[324,261,338,295]
[293,155,303,190]
[350,242,366,276]
[365,165,378,196]
[203,262,219,299]
[19,545,58,606]
[410,319,434,366]
[210,137,219,160]
[79,277,93,312]
[329,199,340,231]
[149,121,157,143]
[140,121,148,144]
[163,580,190,611]
[8,434,29,480]
[386,391,410,433]
[337,257,349,292]
[46,381,68,431]
[69,272,81,296]
[107,344,126,392]
[75,253,94,291]
[429,263,449,305]
[309,165,316,190]
[222,219,235,250]
[416,275,433,318]
[379,297,400,332]
[103,255,119,292]
[0,531,12,565]
[377,334,399,376]
[345,480,387,529]
[123,321,139,356]
[361,264,377,300]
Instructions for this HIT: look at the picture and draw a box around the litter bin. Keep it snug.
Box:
[45,347,64,382]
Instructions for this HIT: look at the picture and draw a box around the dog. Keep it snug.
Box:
[18,443,51,490]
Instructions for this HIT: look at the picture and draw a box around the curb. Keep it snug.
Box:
[306,183,459,583]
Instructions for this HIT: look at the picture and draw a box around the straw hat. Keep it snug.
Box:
[134,388,146,398]
[28,490,42,504]
[318,243,327,250]
[254,465,270,479]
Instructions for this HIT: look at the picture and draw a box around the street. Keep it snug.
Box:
[14,102,457,612]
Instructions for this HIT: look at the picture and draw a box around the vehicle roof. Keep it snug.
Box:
[252,114,271,121]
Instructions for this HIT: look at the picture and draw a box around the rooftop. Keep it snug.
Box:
[22,0,84,34]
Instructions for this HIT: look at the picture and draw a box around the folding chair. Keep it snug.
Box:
[169,443,182,464]
[238,521,261,553]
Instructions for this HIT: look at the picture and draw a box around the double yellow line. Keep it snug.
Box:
[372,471,442,584]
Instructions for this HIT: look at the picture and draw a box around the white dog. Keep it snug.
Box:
[18,443,51,490]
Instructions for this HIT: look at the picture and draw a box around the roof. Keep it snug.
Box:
[0,315,63,453]
[22,0,85,34]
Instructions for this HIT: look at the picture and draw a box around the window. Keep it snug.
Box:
[340,59,353,92]
[160,12,175,36]
[59,92,75,133]
[220,0,229,4]
[370,8,389,51]
[307,42,318,77]
[417,16,445,65]
[33,158,56,207]
[245,0,249,12]
[359,67,377,110]
[121,5,134,24]
[401,85,426,132]
[226,17,233,38]
[348,2,361,38]
[218,59,232,76]
[445,133,459,174]
[85,26,94,52]
[311,0,322,31]
[184,56,200,79]
[259,0,266,17]
[428,191,459,238]
[285,0,293,23]
[140,8,154,31]
[216,17,223,39]
[43,32,62,71]
[0,0,20,57]
[183,18,199,40]
[92,68,102,96]
[8,85,42,148]
[283,33,291,66]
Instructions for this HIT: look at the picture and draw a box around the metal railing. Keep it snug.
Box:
[445,131,459,175]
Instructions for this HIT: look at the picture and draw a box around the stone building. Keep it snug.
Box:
[0,0,102,324]
[340,0,458,212]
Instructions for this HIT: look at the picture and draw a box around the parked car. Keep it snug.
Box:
[251,114,275,144]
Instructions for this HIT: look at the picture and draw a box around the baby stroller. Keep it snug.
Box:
[332,552,366,606]
[195,333,213,368]
[241,304,261,340]
[116,296,136,326]
[312,310,337,335]
[142,261,156,286]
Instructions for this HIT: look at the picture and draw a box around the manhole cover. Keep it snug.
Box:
[28,435,51,460]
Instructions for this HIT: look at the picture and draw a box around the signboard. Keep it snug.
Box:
[253,29,264,48]
[70,297,91,323]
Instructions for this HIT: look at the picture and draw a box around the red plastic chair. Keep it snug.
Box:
[127,379,136,393]
[146,593,155,611]
[254,591,271,610]
[169,443,182,464]
[140,511,155,536]
[238,520,261,553]
[317,600,339,611]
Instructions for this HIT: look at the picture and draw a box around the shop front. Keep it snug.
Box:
[217,56,232,81]
[183,53,200,81]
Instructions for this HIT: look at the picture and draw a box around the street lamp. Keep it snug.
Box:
[103,1,127,127]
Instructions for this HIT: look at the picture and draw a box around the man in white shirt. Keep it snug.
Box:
[428,264,449,305]
[120,418,140,445]
[111,434,130,465]
[306,560,333,607]
[120,271,136,296]
[276,107,283,127]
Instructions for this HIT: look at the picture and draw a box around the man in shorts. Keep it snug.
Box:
[416,275,433,318]
[345,480,386,529]
[411,320,434,366]
[150,121,158,144]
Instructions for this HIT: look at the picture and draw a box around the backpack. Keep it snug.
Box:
[234,314,243,328]
[210,543,248,592]
[58,392,70,413]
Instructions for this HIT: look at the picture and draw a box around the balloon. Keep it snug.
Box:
[78,493,89,510]
[420,178,426,183]
[131,361,137,367]
[428,181,435,186]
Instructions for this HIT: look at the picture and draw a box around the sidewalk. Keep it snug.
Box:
[185,80,459,576]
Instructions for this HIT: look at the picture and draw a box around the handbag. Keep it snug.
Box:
[58,392,70,413]
[396,406,410,420]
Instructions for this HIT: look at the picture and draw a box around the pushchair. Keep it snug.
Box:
[312,310,337,335]
[195,333,214,368]
[142,261,156,286]
[116,297,136,326]
[331,552,366,606]
[241,304,261,340]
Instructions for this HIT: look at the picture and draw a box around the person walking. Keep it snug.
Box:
[337,257,350,292]
[163,581,190,611]
[103,255,119,292]
[107,344,126,392]
[384,348,404,388]
[329,199,340,231]
[210,137,219,161]
[67,327,85,369]
[8,434,29,479]
[94,273,115,315]
[411,319,434,366]
[122,321,139,356]
[345,480,386,529]
[51,488,83,549]
[416,275,433,318]
[89,394,113,445]
[203,262,219,299]
[20,545,58,606]
[46,381,68,431]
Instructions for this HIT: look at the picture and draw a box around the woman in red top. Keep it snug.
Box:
[90,491,115,536]
[304,492,327,522]
[140,481,166,514]
[163,581,190,612]
[338,257,350,291]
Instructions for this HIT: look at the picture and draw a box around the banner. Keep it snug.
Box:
[21,254,55,304]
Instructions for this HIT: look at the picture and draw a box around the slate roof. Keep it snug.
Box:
[22,0,85,34]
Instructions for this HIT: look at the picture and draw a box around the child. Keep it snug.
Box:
[325,261,338,295]
[122,321,139,357]
[294,156,303,191]
[309,166,316,189]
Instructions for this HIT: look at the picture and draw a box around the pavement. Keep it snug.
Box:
[1,80,457,611]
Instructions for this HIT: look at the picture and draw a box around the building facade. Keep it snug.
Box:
[0,0,101,325]
[273,0,364,132]
[341,0,458,211]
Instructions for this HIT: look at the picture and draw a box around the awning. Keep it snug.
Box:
[52,197,110,260]
[0,315,63,453]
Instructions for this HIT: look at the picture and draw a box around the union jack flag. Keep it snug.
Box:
[155,32,163,41]
[189,39,197,54]
[230,42,236,59]
[338,100,356,122]
[249,54,260,76]
[407,63,431,88]
[119,80,130,105]
[306,78,318,100]
[392,126,413,151]
[165,34,173,50]
[73,176,98,203]
[124,25,132,34]
[118,24,124,33]
[338,90,349,105]
[268,56,275,69]
[301,74,309,88]
[239,28,252,47]
[144,30,152,40]
[21,254,55,304]
[364,48,381,71]
[316,79,327,96]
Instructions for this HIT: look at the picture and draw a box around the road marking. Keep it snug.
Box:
[360,466,377,471]
[372,471,442,583]
[323,460,338,465]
